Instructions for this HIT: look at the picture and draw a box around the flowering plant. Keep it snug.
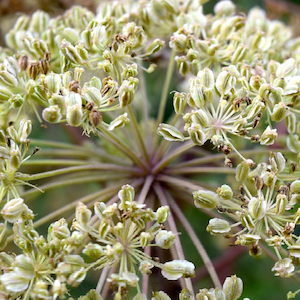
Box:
[0,0,300,299]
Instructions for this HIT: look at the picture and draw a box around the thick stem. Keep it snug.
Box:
[20,174,125,199]
[33,183,123,228]
[157,174,205,191]
[165,166,236,175]
[170,199,222,289]
[153,49,176,148]
[138,175,154,204]
[152,141,194,175]
[97,125,148,171]
[17,163,140,181]
[127,105,150,164]
[154,183,195,296]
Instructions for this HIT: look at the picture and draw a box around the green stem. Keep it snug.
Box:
[165,166,236,175]
[137,175,154,204]
[98,125,148,171]
[33,183,122,228]
[170,198,222,289]
[17,163,140,181]
[152,141,194,174]
[153,114,181,162]
[22,159,89,166]
[153,49,176,148]
[157,174,204,191]
[127,105,150,164]
[139,68,152,154]
[20,174,125,199]
[154,183,195,296]
[172,148,277,169]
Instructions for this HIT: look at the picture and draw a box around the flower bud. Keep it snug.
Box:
[18,119,32,143]
[0,86,13,101]
[269,152,285,174]
[83,243,104,259]
[140,232,153,248]
[206,218,231,235]
[155,230,175,249]
[271,102,289,122]
[146,39,165,55]
[248,197,267,220]
[179,289,194,300]
[66,104,83,127]
[286,113,296,134]
[191,109,209,127]
[291,180,300,194]
[216,184,233,200]
[231,44,247,64]
[216,70,236,95]
[49,94,66,115]
[189,82,205,108]
[236,210,255,230]
[246,97,265,119]
[249,75,266,92]
[235,160,251,183]
[193,190,219,210]
[0,70,18,87]
[139,260,154,275]
[173,92,187,115]
[214,0,235,16]
[42,105,62,123]
[0,223,8,250]
[175,56,190,76]
[287,134,300,153]
[262,171,276,187]
[0,272,29,292]
[223,275,243,300]
[60,40,85,65]
[156,206,170,223]
[1,198,24,223]
[108,113,130,131]
[119,84,135,108]
[276,58,296,78]
[275,194,288,215]
[260,126,277,146]
[152,291,172,300]
[157,123,185,142]
[118,184,135,210]
[188,123,206,146]
[235,234,261,246]
[197,67,214,89]
[161,260,195,280]
[98,219,111,238]
[14,254,35,279]
[75,202,91,226]
[67,267,86,287]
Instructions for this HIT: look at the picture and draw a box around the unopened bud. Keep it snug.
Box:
[271,102,289,122]
[161,260,195,280]
[188,123,206,146]
[108,113,130,131]
[155,230,175,249]
[156,206,170,223]
[223,275,243,300]
[1,198,24,223]
[193,190,219,210]
[206,218,231,235]
[42,105,62,123]
[157,123,185,142]
[260,126,277,145]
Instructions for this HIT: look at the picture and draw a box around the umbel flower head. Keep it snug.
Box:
[72,184,194,296]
